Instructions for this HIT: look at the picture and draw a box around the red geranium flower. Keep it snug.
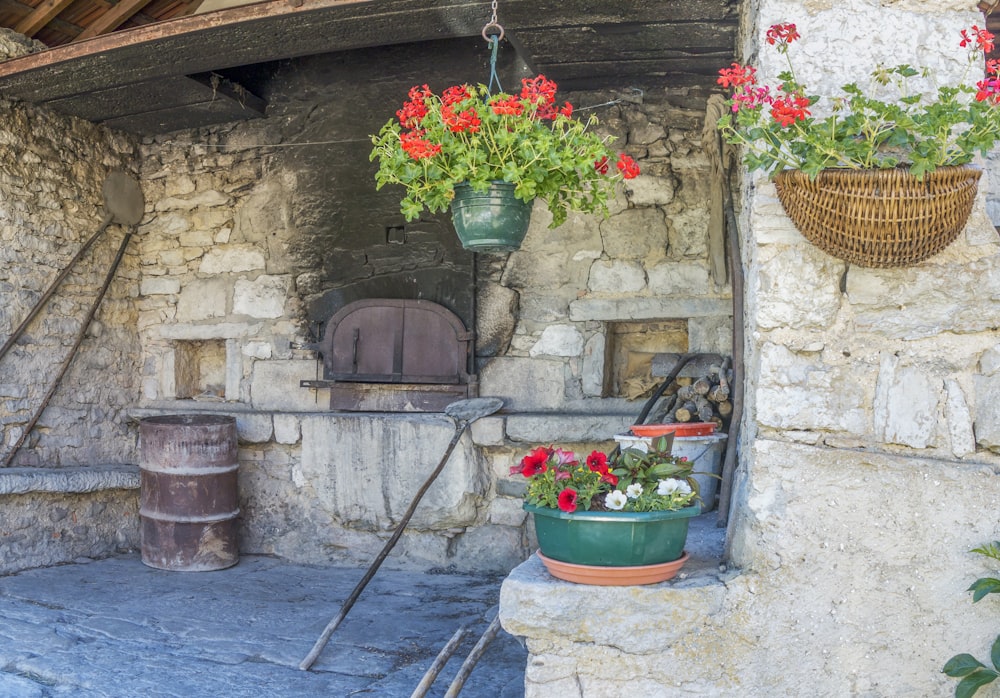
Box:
[441,84,471,106]
[766,23,800,47]
[399,130,441,160]
[557,488,578,513]
[520,75,558,105]
[490,96,524,116]
[961,25,995,54]
[616,154,640,179]
[559,101,574,118]
[396,84,432,128]
[976,77,1000,103]
[441,104,481,133]
[717,63,757,89]
[770,94,811,127]
[594,156,610,174]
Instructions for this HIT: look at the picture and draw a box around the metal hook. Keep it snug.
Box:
[481,21,504,43]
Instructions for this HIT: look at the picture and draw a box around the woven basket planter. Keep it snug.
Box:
[773,166,982,268]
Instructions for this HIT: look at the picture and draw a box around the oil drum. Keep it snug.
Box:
[139,414,239,571]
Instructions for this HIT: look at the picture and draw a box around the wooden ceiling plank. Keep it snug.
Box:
[15,0,76,37]
[75,0,154,40]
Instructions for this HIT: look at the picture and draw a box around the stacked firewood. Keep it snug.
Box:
[647,356,733,431]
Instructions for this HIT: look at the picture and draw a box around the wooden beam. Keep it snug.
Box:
[75,0,154,40]
[13,0,75,36]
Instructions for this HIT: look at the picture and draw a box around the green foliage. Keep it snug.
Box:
[944,543,1000,697]
[513,438,702,514]
[370,79,636,228]
[717,23,1000,180]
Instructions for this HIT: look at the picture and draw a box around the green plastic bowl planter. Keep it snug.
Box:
[524,502,701,567]
[450,182,532,253]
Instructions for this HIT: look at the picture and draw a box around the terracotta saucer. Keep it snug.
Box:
[536,551,690,586]
[630,423,716,437]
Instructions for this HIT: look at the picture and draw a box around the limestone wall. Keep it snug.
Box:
[0,96,141,468]
[134,47,726,572]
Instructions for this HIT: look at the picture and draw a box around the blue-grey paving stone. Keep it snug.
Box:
[0,554,527,697]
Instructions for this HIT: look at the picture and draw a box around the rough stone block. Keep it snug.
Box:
[176,278,228,321]
[235,413,273,443]
[139,277,180,296]
[299,414,486,531]
[273,414,301,445]
[587,260,646,293]
[480,358,566,410]
[529,324,584,358]
[581,332,606,397]
[505,414,633,443]
[623,175,675,206]
[647,262,711,296]
[232,275,288,319]
[974,374,1000,452]
[250,360,323,411]
[874,355,941,449]
[470,415,506,446]
[199,245,266,274]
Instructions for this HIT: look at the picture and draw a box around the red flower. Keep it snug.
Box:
[441,84,471,106]
[616,154,640,179]
[770,94,811,127]
[490,96,524,116]
[441,104,481,133]
[516,446,551,477]
[765,23,800,47]
[399,130,441,159]
[586,451,608,472]
[988,59,1000,77]
[396,84,432,128]
[601,472,619,486]
[961,25,995,54]
[976,77,1000,103]
[559,101,574,118]
[520,75,558,106]
[594,156,610,174]
[717,63,757,89]
[731,85,772,114]
[557,488,578,513]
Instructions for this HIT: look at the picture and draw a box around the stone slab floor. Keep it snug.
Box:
[0,555,527,697]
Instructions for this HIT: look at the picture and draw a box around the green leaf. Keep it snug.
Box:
[945,654,987,678]
[991,635,1000,672]
[968,578,1000,603]
[956,670,999,698]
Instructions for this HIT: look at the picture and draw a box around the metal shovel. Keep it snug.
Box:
[299,397,505,671]
[0,171,145,364]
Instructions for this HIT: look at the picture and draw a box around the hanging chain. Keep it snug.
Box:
[482,0,504,94]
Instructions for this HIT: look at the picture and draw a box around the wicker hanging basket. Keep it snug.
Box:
[773,166,982,268]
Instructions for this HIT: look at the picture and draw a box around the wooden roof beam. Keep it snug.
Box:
[75,0,153,40]
[13,0,75,36]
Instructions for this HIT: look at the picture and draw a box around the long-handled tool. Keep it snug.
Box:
[299,396,504,671]
[0,171,144,365]
[0,172,144,468]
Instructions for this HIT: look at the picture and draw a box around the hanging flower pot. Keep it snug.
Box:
[774,166,981,268]
[450,182,532,252]
[370,76,640,254]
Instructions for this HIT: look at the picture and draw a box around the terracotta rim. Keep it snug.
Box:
[630,423,716,437]
[536,550,690,586]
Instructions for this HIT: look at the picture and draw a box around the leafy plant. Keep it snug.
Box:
[511,436,701,513]
[943,542,1000,698]
[370,76,639,228]
[716,22,1000,179]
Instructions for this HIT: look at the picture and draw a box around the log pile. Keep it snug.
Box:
[647,356,733,431]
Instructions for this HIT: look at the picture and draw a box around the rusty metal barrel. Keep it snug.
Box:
[139,414,239,571]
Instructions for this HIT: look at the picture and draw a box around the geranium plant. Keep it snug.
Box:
[370,76,639,227]
[943,541,1000,698]
[716,22,1000,179]
[512,436,699,513]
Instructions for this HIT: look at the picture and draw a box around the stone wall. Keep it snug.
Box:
[0,94,141,468]
[500,2,1000,696]
[134,43,727,572]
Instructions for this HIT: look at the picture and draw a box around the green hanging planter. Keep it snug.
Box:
[450,182,533,253]
[524,502,701,567]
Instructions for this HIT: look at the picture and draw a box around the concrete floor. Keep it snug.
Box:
[0,554,526,697]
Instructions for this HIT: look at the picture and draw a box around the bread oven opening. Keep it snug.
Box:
[302,298,477,411]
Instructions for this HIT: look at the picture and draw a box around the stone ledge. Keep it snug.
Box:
[569,297,732,322]
[498,514,732,654]
[0,464,140,496]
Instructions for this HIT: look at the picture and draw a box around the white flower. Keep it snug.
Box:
[626,483,643,499]
[605,490,628,510]
[657,478,692,496]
